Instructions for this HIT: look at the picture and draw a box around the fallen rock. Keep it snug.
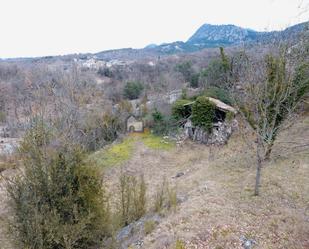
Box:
[240,235,257,249]
[173,172,184,178]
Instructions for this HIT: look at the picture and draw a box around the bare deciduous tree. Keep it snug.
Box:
[234,51,309,195]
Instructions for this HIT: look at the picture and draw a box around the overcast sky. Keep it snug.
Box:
[0,0,308,58]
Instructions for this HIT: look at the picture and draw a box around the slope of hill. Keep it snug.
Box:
[2,113,308,248]
[95,115,309,249]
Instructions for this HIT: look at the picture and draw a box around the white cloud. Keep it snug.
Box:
[0,0,308,58]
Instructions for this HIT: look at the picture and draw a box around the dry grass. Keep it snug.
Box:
[101,116,309,249]
[1,116,309,249]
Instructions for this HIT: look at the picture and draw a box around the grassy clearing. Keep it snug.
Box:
[88,137,134,168]
[87,132,174,169]
[140,133,175,150]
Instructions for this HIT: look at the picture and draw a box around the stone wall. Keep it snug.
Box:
[184,119,238,145]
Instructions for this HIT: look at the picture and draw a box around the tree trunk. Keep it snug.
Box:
[254,137,263,196]
[264,141,274,161]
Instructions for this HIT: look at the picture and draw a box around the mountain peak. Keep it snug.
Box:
[187,23,259,45]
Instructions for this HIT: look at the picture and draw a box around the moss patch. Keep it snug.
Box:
[88,137,134,168]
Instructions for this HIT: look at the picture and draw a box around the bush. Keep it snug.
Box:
[171,99,192,121]
[153,179,177,213]
[154,179,166,212]
[118,173,147,227]
[191,96,216,132]
[78,112,121,152]
[123,81,144,100]
[6,121,110,249]
[203,86,232,105]
[151,109,172,135]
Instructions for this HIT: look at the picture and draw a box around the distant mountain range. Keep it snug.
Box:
[92,22,308,60]
[4,22,308,62]
[141,22,307,54]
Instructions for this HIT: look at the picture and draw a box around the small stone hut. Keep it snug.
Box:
[126,115,144,133]
[183,97,237,145]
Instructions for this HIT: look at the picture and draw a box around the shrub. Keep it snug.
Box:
[123,81,144,100]
[171,99,192,121]
[167,186,177,212]
[191,96,216,132]
[151,109,171,135]
[78,112,121,151]
[118,173,147,227]
[153,179,177,213]
[6,121,110,249]
[154,179,166,212]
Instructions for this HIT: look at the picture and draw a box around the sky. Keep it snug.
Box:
[0,0,308,58]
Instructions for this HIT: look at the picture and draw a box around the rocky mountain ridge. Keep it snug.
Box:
[2,22,308,62]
